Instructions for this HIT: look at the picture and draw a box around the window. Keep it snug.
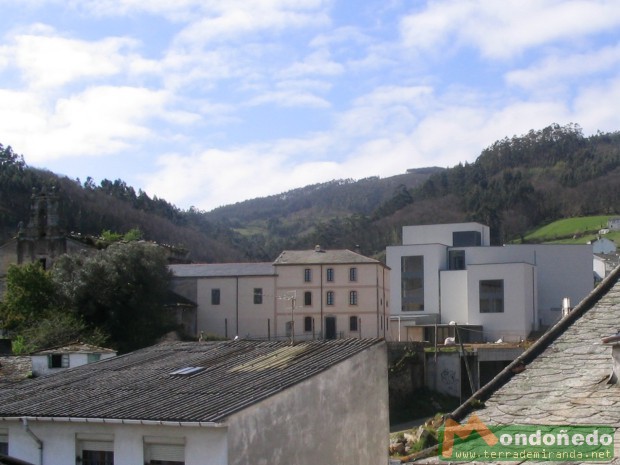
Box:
[0,428,7,455]
[48,353,69,369]
[253,288,263,304]
[326,291,335,306]
[87,353,101,363]
[401,256,424,311]
[349,267,357,282]
[349,316,359,332]
[78,437,114,465]
[285,321,293,337]
[304,316,313,332]
[326,268,334,282]
[144,437,185,465]
[211,289,220,305]
[349,290,358,306]
[304,268,312,282]
[304,291,312,306]
[480,280,504,313]
[453,231,481,247]
[449,250,465,270]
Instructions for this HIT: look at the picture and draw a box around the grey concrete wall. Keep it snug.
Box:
[226,341,389,465]
[425,352,462,398]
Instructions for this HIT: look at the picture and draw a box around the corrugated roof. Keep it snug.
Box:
[273,248,383,265]
[0,339,383,424]
[169,263,275,278]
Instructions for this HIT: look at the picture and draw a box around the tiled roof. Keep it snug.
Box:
[31,341,116,355]
[462,267,620,429]
[0,338,383,424]
[273,248,383,265]
[169,262,275,278]
[413,266,620,463]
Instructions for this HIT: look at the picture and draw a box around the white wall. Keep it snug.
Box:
[439,270,469,326]
[31,353,116,377]
[401,223,490,246]
[2,419,228,465]
[226,342,389,465]
[513,244,592,326]
[465,263,535,342]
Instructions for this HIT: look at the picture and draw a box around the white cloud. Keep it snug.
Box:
[11,27,137,89]
[279,49,344,78]
[573,78,620,133]
[506,43,620,89]
[5,86,169,162]
[247,90,330,108]
[172,1,331,48]
[400,0,620,59]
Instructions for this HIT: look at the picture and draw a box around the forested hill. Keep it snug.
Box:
[2,123,620,262]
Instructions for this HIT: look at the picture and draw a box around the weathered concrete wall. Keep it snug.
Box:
[227,341,389,465]
[425,352,462,398]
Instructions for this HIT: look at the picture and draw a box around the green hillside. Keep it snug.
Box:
[524,216,620,245]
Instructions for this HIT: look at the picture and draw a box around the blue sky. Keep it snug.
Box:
[2,1,620,211]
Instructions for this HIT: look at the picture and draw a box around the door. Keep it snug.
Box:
[325,316,337,339]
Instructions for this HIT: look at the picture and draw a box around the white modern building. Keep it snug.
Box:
[0,339,389,465]
[386,223,593,343]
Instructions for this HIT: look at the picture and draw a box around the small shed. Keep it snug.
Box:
[30,341,116,377]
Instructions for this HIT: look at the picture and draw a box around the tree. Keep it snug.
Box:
[0,262,58,331]
[53,242,175,353]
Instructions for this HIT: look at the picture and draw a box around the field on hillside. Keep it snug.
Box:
[524,216,620,244]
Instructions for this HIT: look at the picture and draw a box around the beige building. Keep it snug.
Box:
[170,246,391,341]
[273,246,390,340]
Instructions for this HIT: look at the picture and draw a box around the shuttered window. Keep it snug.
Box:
[144,437,185,465]
[78,439,114,465]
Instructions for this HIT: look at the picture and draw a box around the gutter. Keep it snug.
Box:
[5,417,227,428]
[21,418,43,465]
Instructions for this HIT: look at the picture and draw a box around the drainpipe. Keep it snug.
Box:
[21,418,43,465]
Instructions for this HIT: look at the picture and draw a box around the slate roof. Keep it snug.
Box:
[273,248,384,266]
[412,265,620,464]
[169,262,275,278]
[0,338,383,424]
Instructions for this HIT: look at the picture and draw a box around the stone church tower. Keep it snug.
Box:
[16,187,66,270]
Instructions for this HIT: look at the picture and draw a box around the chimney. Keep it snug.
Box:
[562,297,572,317]
[601,331,620,384]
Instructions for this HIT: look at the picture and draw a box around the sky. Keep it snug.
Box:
[2,1,620,211]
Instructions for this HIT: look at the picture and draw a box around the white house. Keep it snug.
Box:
[29,341,116,377]
[0,339,389,465]
[590,236,617,254]
[386,223,593,343]
[169,247,390,341]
